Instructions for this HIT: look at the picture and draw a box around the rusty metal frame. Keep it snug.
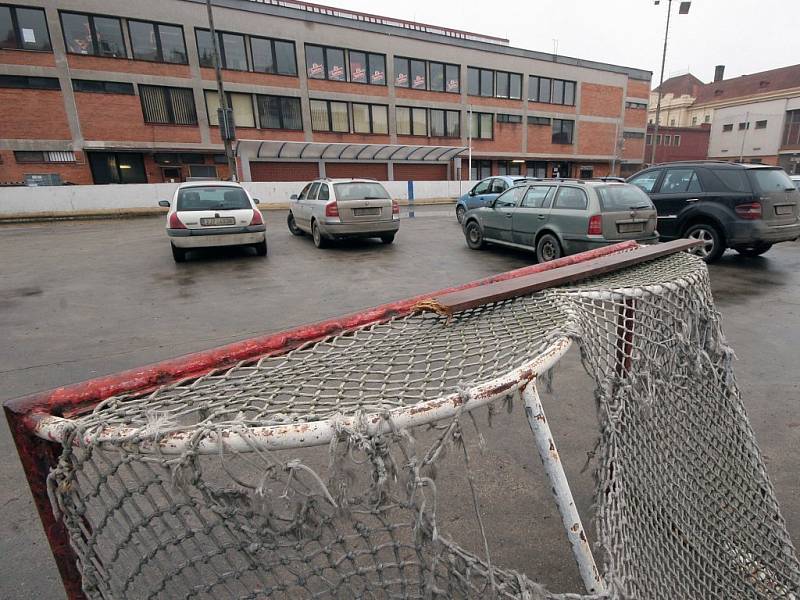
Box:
[4,241,643,600]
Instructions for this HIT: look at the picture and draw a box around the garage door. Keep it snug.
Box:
[250,162,320,181]
[324,162,388,180]
[393,164,448,181]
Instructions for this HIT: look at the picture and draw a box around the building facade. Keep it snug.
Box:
[645,123,710,163]
[0,0,651,185]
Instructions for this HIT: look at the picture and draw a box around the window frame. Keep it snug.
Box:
[551,118,575,145]
[140,84,197,125]
[0,74,59,89]
[527,115,551,126]
[305,43,354,82]
[60,10,126,58]
[72,79,135,95]
[395,105,428,136]
[196,28,248,71]
[249,34,298,76]
[754,119,767,130]
[497,113,522,124]
[205,90,256,128]
[722,123,733,132]
[553,186,588,210]
[470,111,494,140]
[127,19,187,65]
[0,4,51,51]
[255,94,303,130]
[309,98,350,133]
[529,75,576,106]
[352,102,389,134]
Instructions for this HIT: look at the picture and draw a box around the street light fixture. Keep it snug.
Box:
[650,0,690,165]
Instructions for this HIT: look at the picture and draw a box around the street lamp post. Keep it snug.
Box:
[650,0,690,165]
[205,0,238,181]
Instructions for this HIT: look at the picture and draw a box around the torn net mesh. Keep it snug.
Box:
[49,252,800,599]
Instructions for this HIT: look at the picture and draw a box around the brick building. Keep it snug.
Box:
[645,123,710,163]
[0,0,651,185]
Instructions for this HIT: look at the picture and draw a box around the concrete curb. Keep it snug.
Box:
[0,197,457,224]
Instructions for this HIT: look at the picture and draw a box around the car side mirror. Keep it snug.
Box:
[158,200,170,208]
[253,198,260,204]
[469,189,476,196]
[290,194,298,200]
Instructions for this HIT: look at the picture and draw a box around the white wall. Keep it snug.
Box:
[707,99,788,159]
[0,180,478,216]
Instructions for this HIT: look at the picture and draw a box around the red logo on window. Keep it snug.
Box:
[308,62,323,77]
[329,65,344,79]
[371,70,385,83]
[396,73,408,86]
[413,75,426,89]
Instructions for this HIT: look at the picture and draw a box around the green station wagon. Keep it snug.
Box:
[461,180,659,262]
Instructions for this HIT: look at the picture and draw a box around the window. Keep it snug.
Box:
[14,151,76,163]
[782,110,800,146]
[305,44,347,81]
[445,64,459,93]
[429,61,444,91]
[61,12,125,57]
[310,99,349,132]
[318,183,330,201]
[664,135,671,145]
[625,101,647,110]
[629,170,661,193]
[495,71,522,99]
[749,168,795,192]
[656,135,662,145]
[72,79,134,94]
[470,160,491,180]
[646,134,653,145]
[409,59,426,89]
[704,115,710,123]
[396,106,427,136]
[529,76,576,105]
[0,74,59,89]
[347,51,385,84]
[352,103,388,134]
[660,169,702,194]
[497,161,522,176]
[0,5,50,50]
[468,67,495,97]
[470,112,493,139]
[490,178,507,193]
[394,57,455,91]
[527,116,551,126]
[495,186,526,207]
[429,109,460,137]
[623,131,645,139]
[250,36,297,75]
[553,187,588,210]
[188,165,216,178]
[196,29,247,70]
[673,135,681,146]
[552,119,574,144]
[88,152,147,184]
[140,85,197,125]
[522,186,554,208]
[596,186,653,211]
[691,116,698,126]
[722,123,733,132]
[496,113,522,124]
[256,95,302,130]
[128,20,187,64]
[755,120,767,129]
[526,161,547,178]
[670,119,675,126]
[206,91,255,128]
[739,122,749,130]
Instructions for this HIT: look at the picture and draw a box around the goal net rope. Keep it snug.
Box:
[45,251,800,599]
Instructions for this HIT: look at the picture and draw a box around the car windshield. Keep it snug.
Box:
[176,186,251,211]
[596,185,654,212]
[748,169,795,193]
[333,182,390,200]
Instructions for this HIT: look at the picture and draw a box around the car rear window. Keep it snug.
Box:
[176,186,250,211]
[333,182,390,200]
[709,168,750,193]
[748,168,795,193]
[596,185,654,212]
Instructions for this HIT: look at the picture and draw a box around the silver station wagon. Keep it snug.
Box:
[287,178,400,248]
[461,179,659,262]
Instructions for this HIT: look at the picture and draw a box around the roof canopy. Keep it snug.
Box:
[235,140,467,162]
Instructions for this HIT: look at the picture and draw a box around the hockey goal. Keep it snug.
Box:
[5,240,799,599]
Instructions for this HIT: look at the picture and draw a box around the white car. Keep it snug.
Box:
[791,174,800,191]
[159,182,266,262]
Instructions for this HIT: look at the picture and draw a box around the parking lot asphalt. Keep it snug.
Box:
[1,205,798,598]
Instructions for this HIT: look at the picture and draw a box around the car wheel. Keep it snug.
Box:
[171,243,186,263]
[464,220,485,250]
[312,221,328,249]
[253,240,268,256]
[380,234,395,244]
[456,205,466,224]
[287,212,304,236]
[735,243,772,257]
[685,223,725,262]
[536,233,562,263]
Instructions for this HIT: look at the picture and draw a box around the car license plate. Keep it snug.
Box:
[353,207,381,216]
[618,222,644,233]
[775,205,793,215]
[200,217,235,226]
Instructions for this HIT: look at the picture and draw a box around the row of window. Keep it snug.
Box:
[783,110,800,147]
[721,120,768,132]
[625,101,647,110]
[646,133,682,146]
[0,4,51,51]
[197,29,296,75]
[528,76,576,106]
[394,57,459,93]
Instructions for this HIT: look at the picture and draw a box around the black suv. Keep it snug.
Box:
[628,162,800,261]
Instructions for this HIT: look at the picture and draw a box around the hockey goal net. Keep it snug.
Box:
[5,241,799,599]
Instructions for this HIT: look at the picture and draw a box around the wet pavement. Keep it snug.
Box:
[1,206,798,598]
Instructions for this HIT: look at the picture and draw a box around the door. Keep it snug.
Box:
[294,182,314,229]
[648,168,702,239]
[629,169,667,233]
[548,186,590,242]
[512,185,556,247]
[304,182,321,225]
[466,178,493,209]
[481,186,524,242]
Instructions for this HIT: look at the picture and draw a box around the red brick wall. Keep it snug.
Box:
[67,55,191,78]
[626,79,651,100]
[526,124,574,155]
[472,121,522,153]
[0,49,55,67]
[0,89,71,139]
[623,138,646,161]
[393,163,447,181]
[624,107,648,128]
[528,101,576,115]
[325,162,387,179]
[0,150,93,185]
[466,95,522,109]
[577,121,616,155]
[200,68,300,89]
[395,88,461,105]
[74,92,201,143]
[250,161,319,181]
[646,125,710,162]
[307,79,388,97]
[581,83,623,118]
[312,132,390,144]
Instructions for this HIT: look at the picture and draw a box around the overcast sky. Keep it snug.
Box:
[319,0,799,87]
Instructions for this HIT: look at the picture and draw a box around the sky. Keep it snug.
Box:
[317,0,800,87]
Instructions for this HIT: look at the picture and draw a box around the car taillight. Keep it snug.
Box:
[168,212,186,229]
[392,200,399,215]
[325,201,339,217]
[250,209,264,226]
[735,202,762,220]
[587,214,602,235]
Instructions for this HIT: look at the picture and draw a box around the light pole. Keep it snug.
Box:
[650,0,691,165]
[205,0,238,181]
